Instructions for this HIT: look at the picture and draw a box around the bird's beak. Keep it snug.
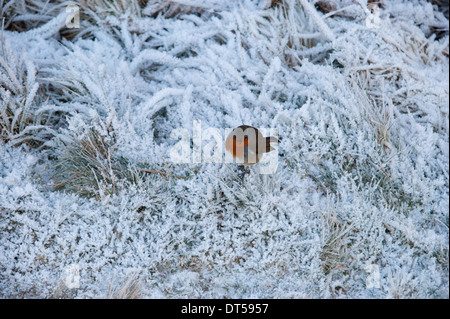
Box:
[269,137,279,144]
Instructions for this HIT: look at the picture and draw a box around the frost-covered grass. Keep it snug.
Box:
[0,0,448,298]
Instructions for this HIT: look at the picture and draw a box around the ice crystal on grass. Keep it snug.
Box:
[53,127,136,197]
[0,40,63,148]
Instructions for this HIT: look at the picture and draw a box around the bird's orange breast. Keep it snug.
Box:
[225,136,248,159]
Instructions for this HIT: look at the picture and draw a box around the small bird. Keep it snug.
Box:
[225,125,279,171]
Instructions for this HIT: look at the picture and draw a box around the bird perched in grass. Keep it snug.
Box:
[225,125,278,174]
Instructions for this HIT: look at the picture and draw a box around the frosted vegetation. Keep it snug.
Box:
[0,0,448,298]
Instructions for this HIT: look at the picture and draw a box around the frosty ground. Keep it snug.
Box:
[0,0,448,298]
